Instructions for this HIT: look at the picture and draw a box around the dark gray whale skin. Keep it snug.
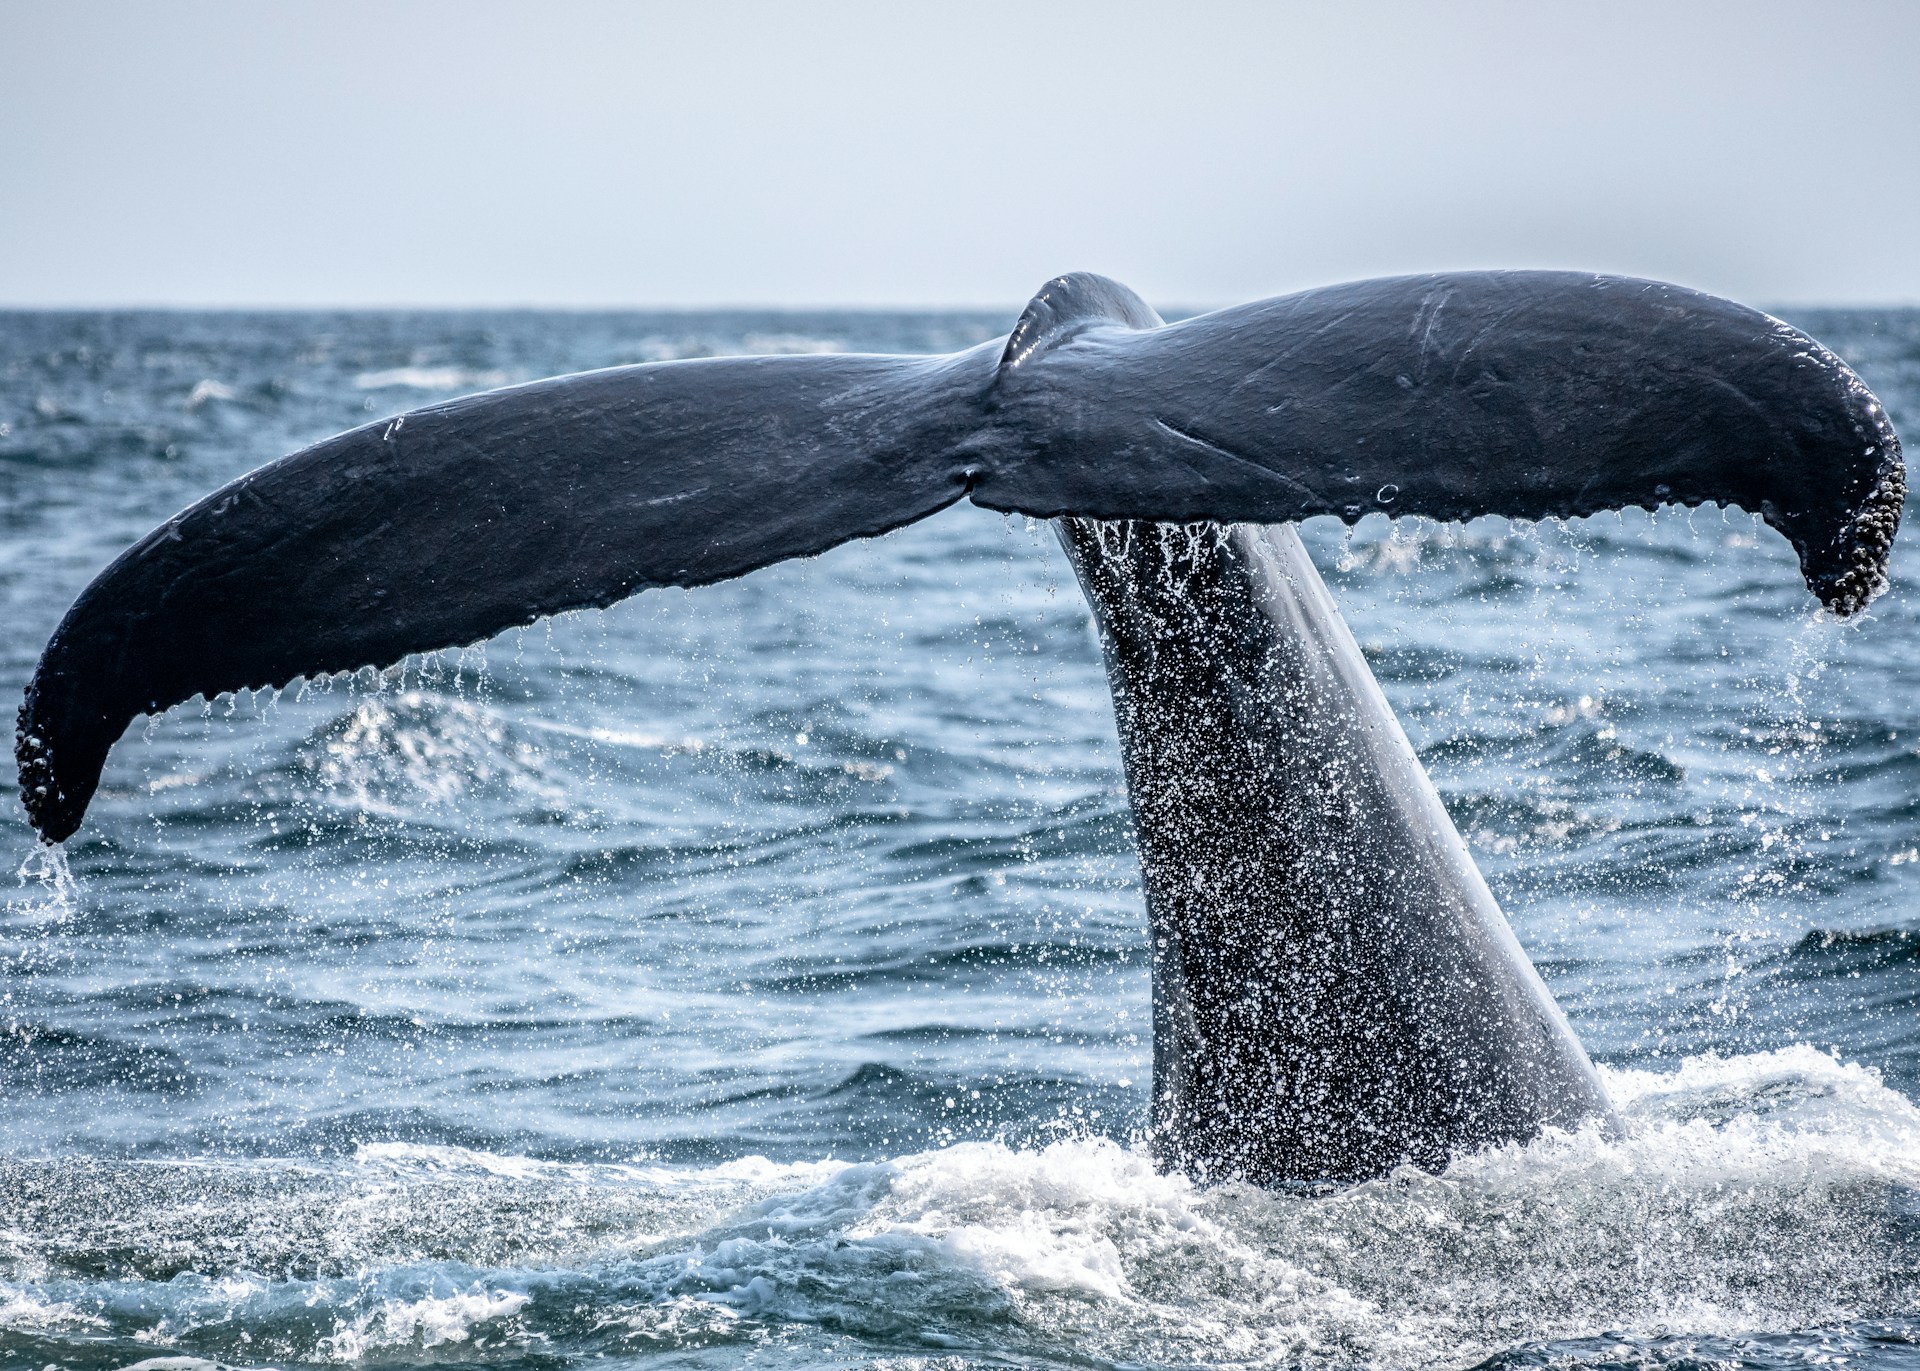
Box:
[15,271,1904,1185]
[1061,517,1614,1184]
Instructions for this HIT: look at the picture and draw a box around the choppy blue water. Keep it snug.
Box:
[2,306,1919,1371]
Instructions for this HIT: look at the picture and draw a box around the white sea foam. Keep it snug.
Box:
[183,379,237,409]
[352,366,510,391]
[351,1139,843,1193]
[1,1049,1914,1368]
[600,1048,1920,1365]
[0,1284,106,1334]
[316,1286,530,1362]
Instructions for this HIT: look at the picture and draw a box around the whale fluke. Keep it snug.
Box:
[17,272,1902,850]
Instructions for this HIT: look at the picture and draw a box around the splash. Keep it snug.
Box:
[1,1051,1914,1371]
[12,840,75,919]
[295,690,562,814]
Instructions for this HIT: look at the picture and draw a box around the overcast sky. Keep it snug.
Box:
[3,1,1916,309]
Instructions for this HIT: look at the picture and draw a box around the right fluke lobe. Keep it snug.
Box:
[981,272,1904,617]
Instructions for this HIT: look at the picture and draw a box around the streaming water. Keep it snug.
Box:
[2,307,1919,1370]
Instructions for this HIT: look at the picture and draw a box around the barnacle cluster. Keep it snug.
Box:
[15,697,57,841]
[1823,445,1905,618]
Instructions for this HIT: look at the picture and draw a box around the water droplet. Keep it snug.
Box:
[1376,484,1398,505]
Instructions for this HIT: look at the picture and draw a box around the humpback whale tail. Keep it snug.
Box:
[15,271,1903,1184]
[17,271,1902,845]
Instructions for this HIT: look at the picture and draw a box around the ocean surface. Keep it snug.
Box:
[2,304,1919,1371]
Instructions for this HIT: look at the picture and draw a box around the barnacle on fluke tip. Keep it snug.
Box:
[15,707,53,839]
[1819,448,1905,616]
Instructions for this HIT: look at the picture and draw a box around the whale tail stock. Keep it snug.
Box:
[1061,517,1619,1183]
[12,271,1902,1184]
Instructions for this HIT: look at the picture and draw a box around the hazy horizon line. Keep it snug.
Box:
[7,295,1920,316]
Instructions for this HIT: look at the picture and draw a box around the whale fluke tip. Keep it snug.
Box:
[1816,443,1903,618]
[18,689,89,844]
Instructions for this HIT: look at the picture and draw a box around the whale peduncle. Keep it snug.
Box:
[1059,517,1615,1184]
